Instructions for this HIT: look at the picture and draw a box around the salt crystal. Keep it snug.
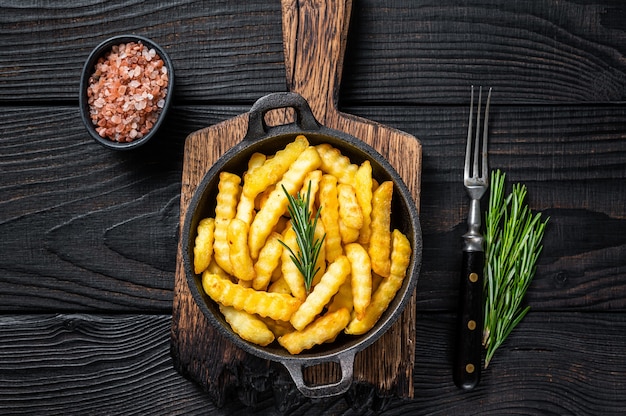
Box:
[87,41,168,142]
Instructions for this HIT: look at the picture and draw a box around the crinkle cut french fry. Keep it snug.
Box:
[206,259,231,281]
[315,143,357,185]
[345,243,372,320]
[268,276,292,294]
[252,232,283,291]
[339,218,359,244]
[235,189,256,226]
[368,181,393,277]
[279,308,351,354]
[235,153,267,225]
[237,279,253,288]
[255,184,275,211]
[355,160,373,245]
[326,274,353,314]
[261,316,295,338]
[247,152,267,170]
[337,183,363,229]
[228,218,256,281]
[213,172,242,275]
[301,169,322,213]
[243,135,308,199]
[318,174,343,262]
[202,272,300,322]
[280,226,306,301]
[219,304,275,347]
[345,229,411,335]
[290,256,351,331]
[248,146,322,259]
[194,217,215,274]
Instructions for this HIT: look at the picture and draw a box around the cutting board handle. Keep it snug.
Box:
[281,0,352,121]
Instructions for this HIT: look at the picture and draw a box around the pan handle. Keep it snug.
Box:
[281,351,355,398]
[245,92,320,139]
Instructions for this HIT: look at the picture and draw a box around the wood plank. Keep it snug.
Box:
[1,1,626,103]
[0,1,284,103]
[1,105,625,313]
[1,312,625,415]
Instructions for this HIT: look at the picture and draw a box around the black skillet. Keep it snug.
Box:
[181,91,422,398]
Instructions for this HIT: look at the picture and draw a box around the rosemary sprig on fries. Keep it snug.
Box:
[482,170,548,368]
[281,183,326,293]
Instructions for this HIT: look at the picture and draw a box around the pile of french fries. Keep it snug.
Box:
[193,135,412,354]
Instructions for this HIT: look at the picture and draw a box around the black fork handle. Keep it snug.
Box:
[453,250,484,390]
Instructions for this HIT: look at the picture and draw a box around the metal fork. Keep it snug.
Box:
[453,86,492,390]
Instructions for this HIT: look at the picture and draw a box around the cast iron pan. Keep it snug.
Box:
[182,91,422,398]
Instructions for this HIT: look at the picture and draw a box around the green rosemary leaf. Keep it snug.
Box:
[280,183,325,293]
[482,170,548,368]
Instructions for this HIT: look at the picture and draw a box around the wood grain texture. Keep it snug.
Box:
[2,105,624,314]
[1,0,626,413]
[2,312,626,415]
[1,1,626,103]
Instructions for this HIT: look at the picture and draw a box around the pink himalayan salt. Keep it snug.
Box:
[87,41,169,143]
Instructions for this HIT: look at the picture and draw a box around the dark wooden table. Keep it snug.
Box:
[2,1,626,415]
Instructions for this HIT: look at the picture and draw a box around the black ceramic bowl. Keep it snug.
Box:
[182,92,422,398]
[79,35,174,150]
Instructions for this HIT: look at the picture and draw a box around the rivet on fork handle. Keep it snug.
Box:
[454,86,492,390]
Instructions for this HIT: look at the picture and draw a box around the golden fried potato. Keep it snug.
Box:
[196,136,413,356]
[280,226,306,301]
[252,232,283,291]
[355,160,373,245]
[247,152,267,170]
[326,275,353,314]
[344,243,372,320]
[219,304,275,346]
[227,218,256,281]
[206,259,231,280]
[279,308,351,354]
[268,276,292,295]
[315,143,357,185]
[345,229,410,335]
[213,172,242,275]
[290,256,351,331]
[193,217,215,274]
[337,183,363,229]
[202,272,300,322]
[368,181,393,277]
[301,169,322,213]
[243,135,308,199]
[261,316,295,338]
[318,174,343,262]
[248,146,322,258]
[339,218,360,244]
[255,184,275,211]
[235,153,267,225]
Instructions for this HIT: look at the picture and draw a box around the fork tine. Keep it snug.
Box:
[472,86,483,180]
[482,88,492,182]
[464,86,475,180]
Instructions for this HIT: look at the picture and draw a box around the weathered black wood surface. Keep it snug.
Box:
[1,1,626,414]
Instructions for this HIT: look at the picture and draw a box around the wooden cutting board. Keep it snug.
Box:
[171,0,422,407]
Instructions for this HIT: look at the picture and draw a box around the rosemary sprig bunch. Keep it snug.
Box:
[482,170,548,368]
[281,184,325,293]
